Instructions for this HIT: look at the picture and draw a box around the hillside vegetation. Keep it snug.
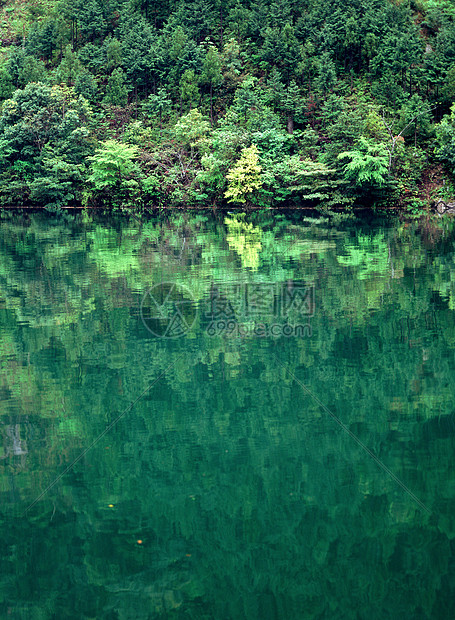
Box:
[0,0,455,213]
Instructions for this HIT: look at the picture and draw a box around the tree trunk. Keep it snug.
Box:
[210,83,214,127]
[287,114,294,134]
[220,6,223,48]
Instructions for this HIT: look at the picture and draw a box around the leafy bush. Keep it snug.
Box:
[338,138,389,189]
[225,145,262,205]
[86,139,141,209]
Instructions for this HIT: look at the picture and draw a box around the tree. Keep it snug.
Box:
[381,101,436,172]
[225,144,262,204]
[4,48,45,89]
[338,138,389,190]
[261,25,301,83]
[29,157,83,210]
[282,80,301,134]
[0,83,90,160]
[105,38,123,71]
[26,19,59,64]
[87,139,141,208]
[160,24,203,90]
[264,67,284,112]
[121,14,156,96]
[75,70,98,102]
[77,43,106,72]
[103,68,129,106]
[144,87,172,131]
[226,2,250,42]
[0,82,92,206]
[399,94,433,148]
[315,52,337,96]
[435,104,455,172]
[179,69,199,112]
[56,45,83,86]
[173,108,211,155]
[201,44,222,126]
[222,37,242,79]
[77,0,106,44]
[0,67,14,101]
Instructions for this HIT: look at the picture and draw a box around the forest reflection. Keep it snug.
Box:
[1,212,455,619]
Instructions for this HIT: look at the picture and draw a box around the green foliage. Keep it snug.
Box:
[87,139,140,190]
[179,69,199,111]
[56,45,83,86]
[0,0,450,209]
[74,70,98,102]
[144,87,172,128]
[0,67,14,101]
[196,153,228,199]
[103,68,128,106]
[338,138,390,189]
[222,37,242,78]
[315,52,337,96]
[225,144,262,204]
[435,104,455,171]
[105,37,122,71]
[398,94,433,145]
[3,47,46,90]
[29,157,83,210]
[201,43,222,124]
[201,44,222,89]
[173,108,211,152]
[121,13,156,89]
[260,156,339,206]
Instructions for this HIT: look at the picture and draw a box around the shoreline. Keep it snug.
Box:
[0,202,440,218]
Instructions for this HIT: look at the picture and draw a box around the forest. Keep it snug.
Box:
[0,0,455,213]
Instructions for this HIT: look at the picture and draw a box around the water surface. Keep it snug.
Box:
[1,211,455,619]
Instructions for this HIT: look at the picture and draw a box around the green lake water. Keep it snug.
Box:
[1,211,455,619]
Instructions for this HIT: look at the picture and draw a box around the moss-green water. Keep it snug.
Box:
[1,212,455,618]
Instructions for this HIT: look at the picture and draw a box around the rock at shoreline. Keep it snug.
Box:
[435,200,455,215]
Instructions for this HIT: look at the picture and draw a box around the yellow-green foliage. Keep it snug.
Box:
[173,108,211,151]
[225,213,262,270]
[224,144,262,204]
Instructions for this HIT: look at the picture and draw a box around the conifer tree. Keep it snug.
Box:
[104,68,129,106]
[201,44,222,125]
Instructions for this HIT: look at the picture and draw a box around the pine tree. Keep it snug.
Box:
[145,87,172,131]
[282,80,300,134]
[103,68,129,106]
[315,52,337,97]
[179,69,199,112]
[264,67,284,111]
[56,45,83,86]
[75,70,98,102]
[201,44,222,125]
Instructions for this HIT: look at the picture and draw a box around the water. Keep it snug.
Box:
[1,211,455,619]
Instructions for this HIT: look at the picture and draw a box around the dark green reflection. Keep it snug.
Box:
[1,212,455,619]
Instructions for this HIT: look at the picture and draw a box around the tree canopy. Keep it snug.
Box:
[0,0,454,212]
